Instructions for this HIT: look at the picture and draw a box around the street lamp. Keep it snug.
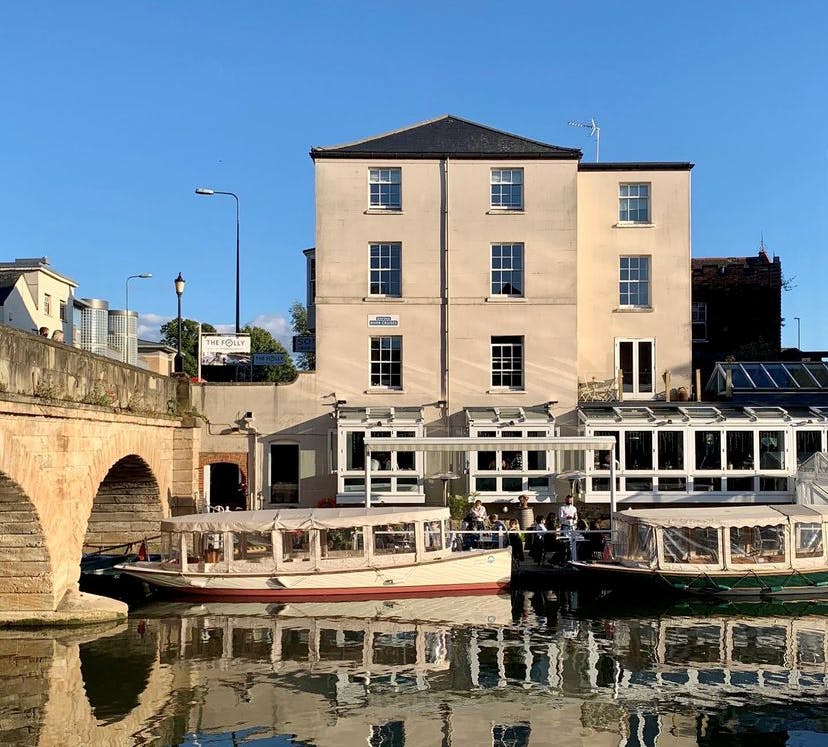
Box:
[124,273,152,362]
[174,272,185,373]
[195,187,240,333]
[794,317,802,350]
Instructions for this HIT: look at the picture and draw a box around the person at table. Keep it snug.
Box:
[558,494,578,536]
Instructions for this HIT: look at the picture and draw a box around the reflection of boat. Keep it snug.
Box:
[117,507,511,600]
[140,593,514,627]
[572,505,828,598]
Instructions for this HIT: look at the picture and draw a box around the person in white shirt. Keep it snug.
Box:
[558,494,578,535]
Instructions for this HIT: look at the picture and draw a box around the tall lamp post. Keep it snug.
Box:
[124,273,152,363]
[794,317,801,350]
[195,187,240,333]
[174,273,185,373]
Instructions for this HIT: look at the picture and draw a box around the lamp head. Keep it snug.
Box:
[174,273,186,296]
[195,187,215,196]
[138,273,152,279]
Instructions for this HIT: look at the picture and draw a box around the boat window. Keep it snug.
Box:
[695,431,721,470]
[615,523,655,563]
[726,431,754,470]
[796,523,824,559]
[593,430,619,470]
[160,532,177,564]
[235,532,273,563]
[797,431,823,466]
[425,520,444,551]
[657,431,684,470]
[282,530,311,562]
[200,531,225,565]
[625,431,652,469]
[662,527,719,564]
[759,431,785,470]
[320,527,365,560]
[373,523,415,555]
[729,525,785,564]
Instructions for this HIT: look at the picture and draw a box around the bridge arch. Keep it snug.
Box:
[0,471,53,612]
[85,455,163,554]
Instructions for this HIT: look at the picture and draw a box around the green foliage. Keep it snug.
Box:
[241,324,297,383]
[447,494,471,522]
[33,378,61,400]
[160,319,217,377]
[80,384,115,407]
[290,301,315,371]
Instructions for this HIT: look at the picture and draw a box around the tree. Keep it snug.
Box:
[241,324,297,383]
[160,319,216,377]
[290,301,315,370]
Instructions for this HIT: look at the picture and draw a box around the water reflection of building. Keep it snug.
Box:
[5,598,828,746]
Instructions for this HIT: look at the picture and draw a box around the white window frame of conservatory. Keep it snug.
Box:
[467,422,557,498]
[337,421,425,501]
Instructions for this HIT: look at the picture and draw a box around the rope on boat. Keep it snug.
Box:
[83,535,161,556]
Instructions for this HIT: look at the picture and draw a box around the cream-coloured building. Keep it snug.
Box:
[0,256,77,340]
[197,115,738,513]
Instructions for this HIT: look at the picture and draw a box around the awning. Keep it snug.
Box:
[162,506,449,533]
[363,436,615,452]
[615,505,821,529]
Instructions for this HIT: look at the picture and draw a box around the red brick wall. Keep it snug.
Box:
[198,452,248,492]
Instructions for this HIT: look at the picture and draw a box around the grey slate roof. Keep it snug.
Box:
[311,115,582,160]
[0,272,23,305]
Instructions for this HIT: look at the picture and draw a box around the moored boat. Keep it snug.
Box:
[571,504,828,598]
[116,506,510,600]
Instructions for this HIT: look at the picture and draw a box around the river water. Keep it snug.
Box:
[3,588,828,746]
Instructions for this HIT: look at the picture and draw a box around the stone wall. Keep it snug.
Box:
[0,324,186,416]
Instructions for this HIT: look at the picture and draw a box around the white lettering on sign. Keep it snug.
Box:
[367,314,400,328]
[293,335,316,353]
[202,335,251,353]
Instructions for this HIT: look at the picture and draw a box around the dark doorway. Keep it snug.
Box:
[270,444,299,504]
[209,462,246,511]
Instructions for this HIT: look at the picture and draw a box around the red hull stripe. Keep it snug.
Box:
[156,581,509,601]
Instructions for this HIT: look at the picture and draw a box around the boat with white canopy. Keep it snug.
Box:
[571,504,828,597]
[116,506,511,599]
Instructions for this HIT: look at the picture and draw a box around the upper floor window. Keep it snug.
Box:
[619,183,650,223]
[491,335,523,389]
[59,300,67,322]
[619,256,650,307]
[491,243,523,296]
[692,301,707,341]
[43,294,52,316]
[369,168,401,210]
[369,243,401,296]
[490,169,523,210]
[370,336,402,389]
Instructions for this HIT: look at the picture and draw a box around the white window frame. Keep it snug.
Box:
[615,338,655,399]
[491,336,524,390]
[369,168,402,210]
[618,182,651,224]
[619,256,651,308]
[491,243,524,297]
[337,423,425,503]
[368,242,402,297]
[490,168,524,210]
[43,293,52,316]
[468,424,556,498]
[692,301,707,341]
[369,335,402,390]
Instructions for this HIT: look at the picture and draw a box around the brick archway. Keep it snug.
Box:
[199,453,248,510]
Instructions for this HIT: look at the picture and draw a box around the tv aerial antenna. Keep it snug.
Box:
[568,118,600,162]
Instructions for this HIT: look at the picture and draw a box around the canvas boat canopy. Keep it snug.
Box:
[363,436,615,453]
[616,504,828,530]
[161,506,449,533]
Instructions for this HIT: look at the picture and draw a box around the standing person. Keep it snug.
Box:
[490,513,507,548]
[518,494,533,531]
[530,514,547,564]
[507,518,524,563]
[558,494,578,536]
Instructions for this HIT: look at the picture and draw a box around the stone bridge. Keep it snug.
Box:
[0,326,200,619]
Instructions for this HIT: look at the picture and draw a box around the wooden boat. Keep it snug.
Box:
[571,504,828,598]
[116,506,511,600]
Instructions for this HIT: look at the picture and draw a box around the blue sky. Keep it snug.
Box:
[1,2,826,348]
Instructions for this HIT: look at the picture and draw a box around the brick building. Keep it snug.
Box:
[691,247,782,385]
